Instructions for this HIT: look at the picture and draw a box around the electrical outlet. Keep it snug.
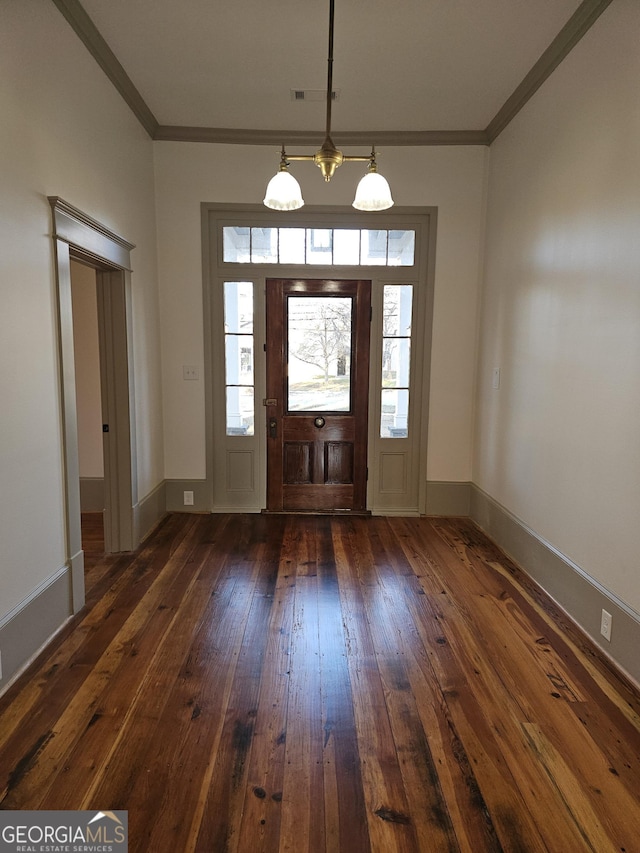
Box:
[183,365,199,381]
[600,609,612,642]
[183,490,194,506]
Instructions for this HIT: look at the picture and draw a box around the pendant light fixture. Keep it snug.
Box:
[263,0,394,212]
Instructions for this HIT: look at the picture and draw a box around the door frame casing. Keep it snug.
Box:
[202,203,437,516]
[95,268,137,553]
[50,197,137,612]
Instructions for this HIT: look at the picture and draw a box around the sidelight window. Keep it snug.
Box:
[381,285,413,438]
[224,281,254,435]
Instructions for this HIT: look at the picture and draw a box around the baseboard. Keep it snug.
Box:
[134,480,168,544]
[426,481,471,516]
[163,480,472,516]
[211,505,264,513]
[469,484,640,687]
[0,565,73,695]
[165,479,210,512]
[79,477,104,512]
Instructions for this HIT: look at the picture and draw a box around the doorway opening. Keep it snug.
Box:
[70,260,105,564]
[50,197,136,613]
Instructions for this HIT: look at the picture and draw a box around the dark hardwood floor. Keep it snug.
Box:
[1,512,639,852]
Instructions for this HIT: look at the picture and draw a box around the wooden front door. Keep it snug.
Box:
[266,279,371,512]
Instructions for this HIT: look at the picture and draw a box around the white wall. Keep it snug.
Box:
[475,0,640,614]
[153,142,488,484]
[0,1,163,619]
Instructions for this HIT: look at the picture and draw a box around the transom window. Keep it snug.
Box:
[223,226,415,266]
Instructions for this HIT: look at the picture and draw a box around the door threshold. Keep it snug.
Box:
[262,509,372,516]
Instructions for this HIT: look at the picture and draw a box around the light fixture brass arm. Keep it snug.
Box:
[283,145,375,182]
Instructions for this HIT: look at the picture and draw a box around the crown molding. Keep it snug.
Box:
[50,0,159,138]
[153,126,489,146]
[51,0,613,148]
[486,0,613,143]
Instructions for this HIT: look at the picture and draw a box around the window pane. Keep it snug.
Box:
[382,338,411,388]
[383,285,412,336]
[224,281,253,333]
[306,228,333,264]
[251,227,278,263]
[381,389,409,438]
[224,282,254,436]
[279,228,306,264]
[381,285,412,438]
[361,230,388,265]
[223,226,250,263]
[287,296,352,412]
[388,230,415,266]
[333,229,360,265]
[225,335,254,385]
[226,386,254,435]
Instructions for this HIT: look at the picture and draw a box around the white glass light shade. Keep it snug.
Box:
[263,169,305,210]
[352,170,394,211]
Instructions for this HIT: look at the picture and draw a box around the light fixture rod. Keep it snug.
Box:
[280,0,373,179]
[326,0,335,141]
[264,0,393,209]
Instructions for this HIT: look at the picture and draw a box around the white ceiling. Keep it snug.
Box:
[75,0,587,136]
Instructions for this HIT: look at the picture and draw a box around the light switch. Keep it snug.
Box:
[492,368,501,390]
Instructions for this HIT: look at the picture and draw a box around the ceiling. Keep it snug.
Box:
[54,0,611,145]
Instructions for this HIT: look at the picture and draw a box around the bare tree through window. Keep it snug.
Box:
[287,296,353,411]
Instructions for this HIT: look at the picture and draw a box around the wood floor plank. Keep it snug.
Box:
[521,722,620,853]
[0,513,204,808]
[332,519,421,853]
[367,517,506,853]
[389,518,591,851]
[77,522,241,809]
[124,517,267,852]
[278,578,324,851]
[271,518,323,852]
[430,593,606,852]
[351,518,461,852]
[468,592,640,849]
[424,517,640,849]
[1,512,639,853]
[0,513,190,753]
[315,517,370,853]
[427,517,640,850]
[190,516,285,853]
[434,517,640,725]
[377,524,500,853]
[234,518,295,853]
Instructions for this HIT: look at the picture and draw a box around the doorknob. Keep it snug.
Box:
[268,418,277,438]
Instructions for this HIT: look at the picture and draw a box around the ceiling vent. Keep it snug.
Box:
[291,89,340,102]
